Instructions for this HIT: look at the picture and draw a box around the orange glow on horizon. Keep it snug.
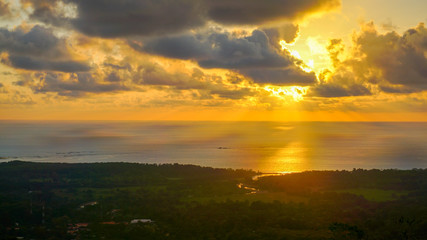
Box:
[1,106,426,122]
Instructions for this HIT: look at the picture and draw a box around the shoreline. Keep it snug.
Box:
[1,160,426,174]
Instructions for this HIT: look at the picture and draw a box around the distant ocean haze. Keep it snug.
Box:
[0,121,426,173]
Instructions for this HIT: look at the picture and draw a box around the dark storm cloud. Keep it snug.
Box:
[8,55,90,72]
[135,34,210,60]
[23,0,340,38]
[262,24,300,48]
[379,85,417,94]
[21,72,129,97]
[138,29,316,85]
[68,0,205,38]
[0,25,60,56]
[242,67,316,86]
[0,25,90,72]
[197,30,290,69]
[309,83,371,97]
[206,0,340,25]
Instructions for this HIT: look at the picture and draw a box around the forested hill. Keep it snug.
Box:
[1,161,427,239]
[256,168,427,193]
[0,161,256,188]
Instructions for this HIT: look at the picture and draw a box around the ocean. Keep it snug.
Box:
[0,121,426,173]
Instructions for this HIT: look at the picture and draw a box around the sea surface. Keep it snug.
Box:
[0,121,426,172]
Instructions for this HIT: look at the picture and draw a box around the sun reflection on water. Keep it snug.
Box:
[264,141,309,173]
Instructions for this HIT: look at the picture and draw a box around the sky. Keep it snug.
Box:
[0,0,426,121]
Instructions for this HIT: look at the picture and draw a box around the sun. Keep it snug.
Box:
[264,85,308,102]
[279,40,315,73]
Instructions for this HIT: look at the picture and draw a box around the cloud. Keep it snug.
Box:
[309,22,427,97]
[16,72,129,97]
[381,19,398,31]
[262,24,300,47]
[133,63,207,90]
[309,47,373,97]
[136,29,316,85]
[352,22,427,92]
[0,82,9,93]
[0,88,35,105]
[209,87,254,100]
[130,62,256,100]
[0,25,61,56]
[379,85,417,94]
[310,83,371,97]
[7,55,90,72]
[197,30,291,69]
[242,67,316,86]
[206,0,340,25]
[308,67,372,98]
[69,0,205,38]
[133,34,210,60]
[23,0,340,38]
[0,25,90,72]
[13,54,257,101]
[105,72,121,82]
[0,0,11,18]
[20,0,72,28]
